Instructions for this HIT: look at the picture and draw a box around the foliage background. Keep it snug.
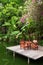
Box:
[0,0,43,46]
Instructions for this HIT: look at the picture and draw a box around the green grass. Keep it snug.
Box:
[0,41,43,65]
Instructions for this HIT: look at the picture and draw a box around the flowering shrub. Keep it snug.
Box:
[20,14,28,23]
[0,0,43,46]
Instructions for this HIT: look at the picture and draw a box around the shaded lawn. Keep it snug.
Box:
[0,41,43,65]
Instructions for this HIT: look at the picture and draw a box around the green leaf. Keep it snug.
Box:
[0,12,2,18]
[3,35,8,39]
[16,32,22,38]
[10,31,20,36]
[11,16,18,25]
[2,22,11,26]
[21,23,29,30]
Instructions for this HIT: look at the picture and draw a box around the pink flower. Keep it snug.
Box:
[20,17,25,23]
[32,0,35,3]
[20,14,28,23]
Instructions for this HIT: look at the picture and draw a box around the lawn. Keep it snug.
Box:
[0,41,43,65]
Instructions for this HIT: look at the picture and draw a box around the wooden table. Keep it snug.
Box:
[6,45,43,64]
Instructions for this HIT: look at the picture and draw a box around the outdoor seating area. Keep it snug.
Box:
[6,45,43,64]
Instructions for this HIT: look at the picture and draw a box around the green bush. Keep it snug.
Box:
[0,0,43,46]
[0,0,24,43]
[39,40,43,46]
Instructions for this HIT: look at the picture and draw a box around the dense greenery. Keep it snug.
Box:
[0,0,25,43]
[0,0,43,65]
[0,0,43,45]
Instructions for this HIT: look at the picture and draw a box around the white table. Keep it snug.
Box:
[6,45,43,64]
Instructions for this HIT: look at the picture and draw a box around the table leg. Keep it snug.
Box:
[28,58,29,64]
[13,52,15,57]
[6,49,9,55]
